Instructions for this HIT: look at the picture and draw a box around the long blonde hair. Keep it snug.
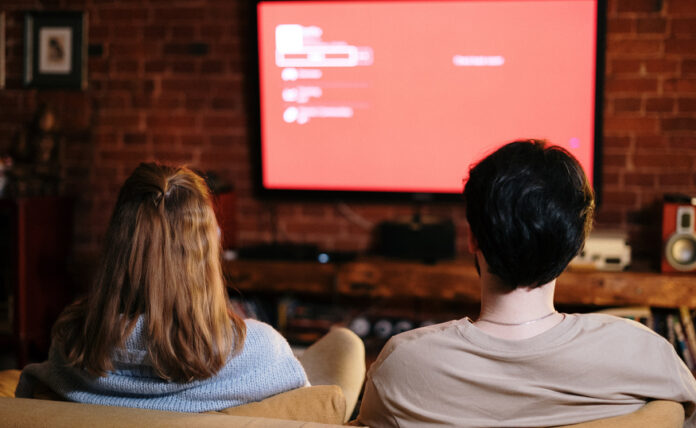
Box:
[53,163,245,382]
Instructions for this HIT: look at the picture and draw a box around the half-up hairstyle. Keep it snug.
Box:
[53,163,246,382]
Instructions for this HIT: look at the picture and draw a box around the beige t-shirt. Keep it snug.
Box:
[356,313,696,428]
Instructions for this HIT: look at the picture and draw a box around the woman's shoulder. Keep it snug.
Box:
[241,319,294,354]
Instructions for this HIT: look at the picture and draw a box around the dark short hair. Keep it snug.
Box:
[463,139,595,290]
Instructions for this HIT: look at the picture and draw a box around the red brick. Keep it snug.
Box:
[625,172,656,186]
[145,60,167,73]
[594,210,625,225]
[162,79,212,93]
[609,59,642,73]
[605,77,658,93]
[144,25,168,39]
[602,190,638,207]
[604,116,658,133]
[608,39,662,55]
[669,2,696,14]
[210,135,246,146]
[614,97,642,112]
[171,26,197,40]
[99,113,141,128]
[616,0,662,13]
[634,153,693,168]
[181,97,208,110]
[202,60,225,74]
[661,117,696,131]
[172,62,197,74]
[211,97,241,110]
[153,150,194,165]
[645,97,674,112]
[114,60,140,74]
[664,79,696,93]
[152,134,181,146]
[678,98,696,112]
[607,18,634,34]
[659,173,694,186]
[603,172,621,187]
[670,137,696,149]
[146,114,197,129]
[603,136,632,148]
[154,8,205,20]
[98,8,149,21]
[202,115,246,129]
[111,26,143,40]
[201,26,228,40]
[636,18,666,33]
[90,26,110,42]
[124,133,148,145]
[665,38,696,55]
[684,60,696,75]
[181,135,207,146]
[603,153,628,167]
[635,136,668,147]
[644,59,678,73]
[671,18,696,35]
[101,149,149,162]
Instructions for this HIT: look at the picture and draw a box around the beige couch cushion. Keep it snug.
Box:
[0,369,20,398]
[0,397,348,428]
[0,369,345,424]
[215,385,345,425]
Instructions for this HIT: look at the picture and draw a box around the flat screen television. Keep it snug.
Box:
[252,0,605,201]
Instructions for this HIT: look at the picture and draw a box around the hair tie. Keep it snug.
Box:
[153,191,164,208]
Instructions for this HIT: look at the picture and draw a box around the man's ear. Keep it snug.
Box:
[465,221,479,254]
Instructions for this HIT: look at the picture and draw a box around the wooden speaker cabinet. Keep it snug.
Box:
[0,196,73,368]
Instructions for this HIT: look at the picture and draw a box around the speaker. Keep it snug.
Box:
[661,195,696,273]
[373,216,456,262]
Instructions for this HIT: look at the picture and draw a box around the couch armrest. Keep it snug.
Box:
[299,327,366,422]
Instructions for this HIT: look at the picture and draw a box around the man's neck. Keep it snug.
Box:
[474,255,562,339]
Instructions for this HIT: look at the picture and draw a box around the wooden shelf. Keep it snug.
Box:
[224,258,696,308]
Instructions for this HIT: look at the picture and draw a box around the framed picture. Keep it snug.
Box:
[1,12,5,89]
[24,11,87,89]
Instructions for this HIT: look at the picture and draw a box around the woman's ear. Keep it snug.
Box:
[465,221,479,254]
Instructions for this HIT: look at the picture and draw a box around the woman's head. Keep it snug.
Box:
[55,163,245,382]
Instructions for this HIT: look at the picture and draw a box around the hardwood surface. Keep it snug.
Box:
[224,258,696,308]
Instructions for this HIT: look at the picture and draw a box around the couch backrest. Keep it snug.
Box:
[0,397,352,428]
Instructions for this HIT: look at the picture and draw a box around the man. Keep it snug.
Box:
[355,140,696,427]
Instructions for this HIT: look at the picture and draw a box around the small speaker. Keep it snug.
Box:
[661,195,696,273]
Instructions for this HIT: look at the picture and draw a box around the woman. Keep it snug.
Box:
[15,163,308,412]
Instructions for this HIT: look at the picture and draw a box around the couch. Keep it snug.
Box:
[0,325,686,428]
[1,326,366,427]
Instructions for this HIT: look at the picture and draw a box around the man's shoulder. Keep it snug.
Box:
[572,312,672,349]
[373,319,464,368]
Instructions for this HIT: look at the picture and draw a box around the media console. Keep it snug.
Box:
[224,258,696,308]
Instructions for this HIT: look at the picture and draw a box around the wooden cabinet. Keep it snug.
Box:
[0,197,73,368]
[224,258,696,308]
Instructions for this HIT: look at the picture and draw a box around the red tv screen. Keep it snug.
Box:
[256,0,602,196]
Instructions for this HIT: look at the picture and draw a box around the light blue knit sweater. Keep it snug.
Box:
[15,318,309,412]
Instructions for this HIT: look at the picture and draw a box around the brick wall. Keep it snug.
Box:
[0,0,695,269]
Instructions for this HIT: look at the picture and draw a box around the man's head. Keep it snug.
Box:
[463,139,595,291]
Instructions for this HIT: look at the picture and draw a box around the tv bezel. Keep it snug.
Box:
[247,0,606,204]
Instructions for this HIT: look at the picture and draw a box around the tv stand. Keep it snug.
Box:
[224,258,696,308]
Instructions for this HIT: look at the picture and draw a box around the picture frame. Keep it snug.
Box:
[23,11,87,89]
[1,12,5,89]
